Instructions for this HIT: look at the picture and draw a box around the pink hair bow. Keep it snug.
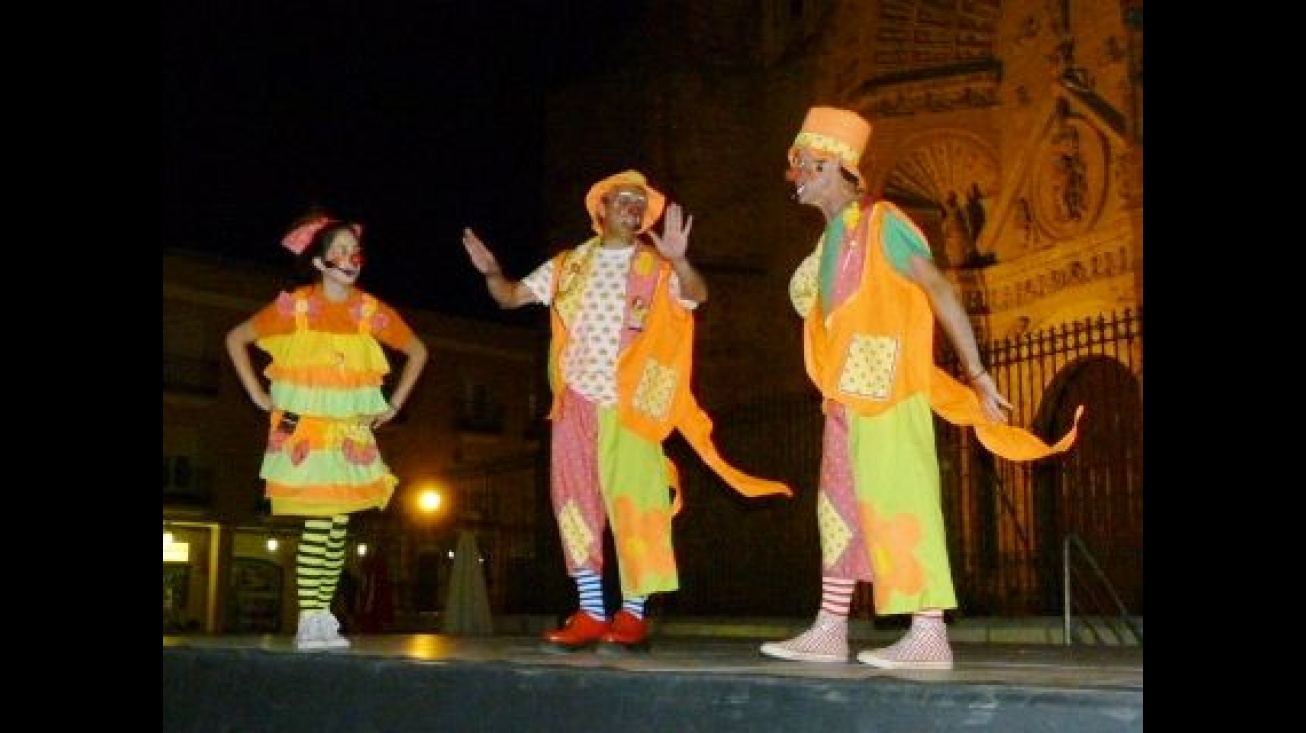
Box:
[281,216,332,255]
[281,217,363,255]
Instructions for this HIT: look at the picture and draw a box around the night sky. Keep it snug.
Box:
[164,2,641,320]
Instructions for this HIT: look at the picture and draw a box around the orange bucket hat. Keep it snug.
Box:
[584,170,667,235]
[789,106,872,184]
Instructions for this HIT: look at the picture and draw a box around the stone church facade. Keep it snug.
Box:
[539,0,1143,618]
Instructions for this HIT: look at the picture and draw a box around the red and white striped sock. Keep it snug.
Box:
[819,576,855,618]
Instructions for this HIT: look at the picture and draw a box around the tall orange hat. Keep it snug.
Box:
[584,170,667,235]
[789,106,872,184]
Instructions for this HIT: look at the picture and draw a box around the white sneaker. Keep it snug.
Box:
[294,611,329,651]
[316,611,351,649]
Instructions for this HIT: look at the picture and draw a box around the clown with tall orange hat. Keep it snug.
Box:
[760,107,1081,670]
[462,171,793,654]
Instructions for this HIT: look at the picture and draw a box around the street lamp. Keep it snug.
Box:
[408,481,449,623]
[417,487,443,514]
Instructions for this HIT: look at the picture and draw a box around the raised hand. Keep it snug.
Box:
[462,227,501,275]
[649,203,694,261]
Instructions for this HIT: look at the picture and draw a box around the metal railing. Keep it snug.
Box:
[939,308,1143,617]
[1062,533,1143,646]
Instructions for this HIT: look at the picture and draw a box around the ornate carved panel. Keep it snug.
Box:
[862,68,1002,118]
[873,0,1002,71]
[1030,117,1109,239]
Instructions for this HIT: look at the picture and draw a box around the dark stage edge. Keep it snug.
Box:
[164,633,1143,733]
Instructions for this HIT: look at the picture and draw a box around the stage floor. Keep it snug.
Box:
[164,631,1142,732]
[164,631,1142,689]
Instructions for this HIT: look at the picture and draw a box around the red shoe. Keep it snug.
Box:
[540,611,609,653]
[597,610,650,653]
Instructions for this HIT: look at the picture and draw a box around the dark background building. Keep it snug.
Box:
[164,0,1143,632]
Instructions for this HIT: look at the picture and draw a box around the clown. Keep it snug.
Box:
[759,107,1080,670]
[226,210,429,650]
[462,171,792,653]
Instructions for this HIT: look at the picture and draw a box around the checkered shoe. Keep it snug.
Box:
[856,615,953,670]
[759,611,850,663]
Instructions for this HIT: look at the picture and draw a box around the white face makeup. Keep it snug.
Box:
[786,151,837,205]
[318,230,364,283]
[603,186,648,234]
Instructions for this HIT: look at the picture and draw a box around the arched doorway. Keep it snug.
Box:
[1032,356,1143,614]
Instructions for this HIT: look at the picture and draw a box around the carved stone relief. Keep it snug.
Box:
[882,131,999,269]
[1030,116,1109,240]
[987,244,1132,312]
[1114,147,1142,208]
[864,75,1002,118]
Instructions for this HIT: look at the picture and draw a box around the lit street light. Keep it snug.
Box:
[417,488,443,514]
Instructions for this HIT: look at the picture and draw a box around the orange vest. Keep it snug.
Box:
[802,201,1080,462]
[546,242,793,507]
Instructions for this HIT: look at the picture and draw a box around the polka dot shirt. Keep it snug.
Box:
[523,245,695,405]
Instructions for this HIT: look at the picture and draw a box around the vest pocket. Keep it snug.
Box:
[837,334,899,400]
[632,360,678,421]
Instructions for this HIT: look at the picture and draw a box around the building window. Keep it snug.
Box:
[163,455,212,505]
[456,381,505,434]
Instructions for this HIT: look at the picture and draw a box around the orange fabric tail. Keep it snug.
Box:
[929,367,1082,462]
[674,395,795,500]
